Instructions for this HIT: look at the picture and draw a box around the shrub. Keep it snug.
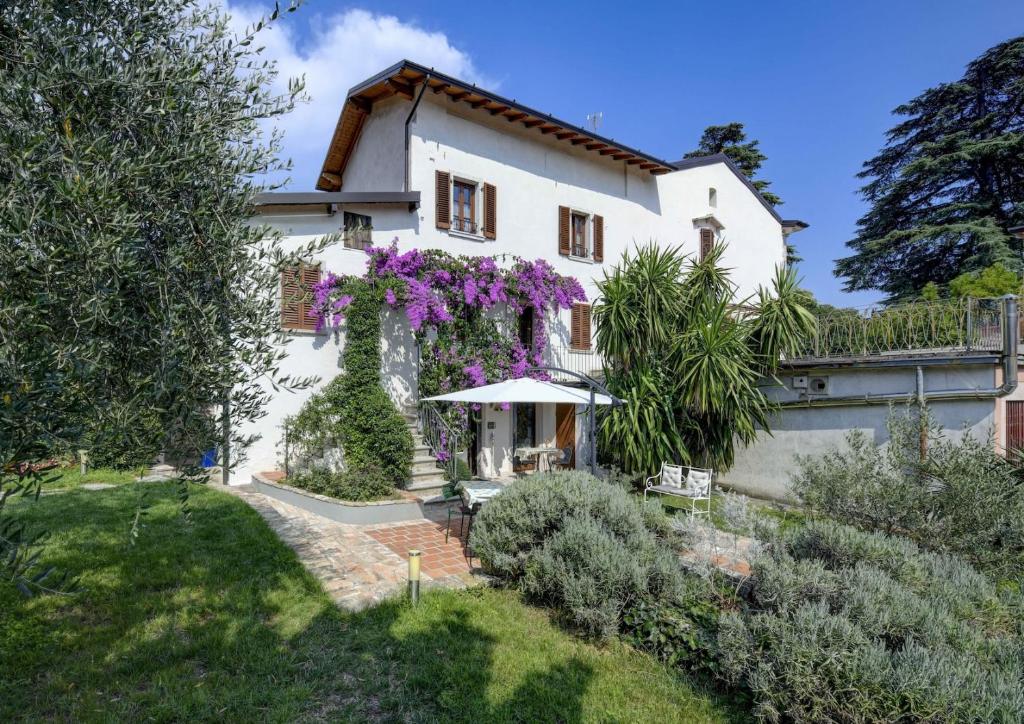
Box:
[470,471,685,639]
[791,407,1024,576]
[287,463,394,502]
[720,521,1024,722]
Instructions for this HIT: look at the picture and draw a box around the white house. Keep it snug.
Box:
[233,59,806,487]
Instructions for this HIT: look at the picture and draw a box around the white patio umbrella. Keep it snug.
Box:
[422,376,622,475]
[422,376,616,406]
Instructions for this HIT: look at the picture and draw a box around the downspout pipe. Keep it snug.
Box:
[404,74,431,193]
[780,295,1018,408]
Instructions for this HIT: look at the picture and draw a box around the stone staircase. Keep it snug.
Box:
[403,409,448,498]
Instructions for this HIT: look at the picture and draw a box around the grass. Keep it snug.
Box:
[0,484,745,722]
[33,464,140,491]
[653,488,806,534]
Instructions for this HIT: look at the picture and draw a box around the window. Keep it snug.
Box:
[343,211,372,250]
[699,227,715,262]
[513,402,538,472]
[570,211,588,257]
[709,187,717,208]
[452,179,477,233]
[570,303,591,351]
[518,306,535,349]
[281,262,321,331]
[515,403,537,449]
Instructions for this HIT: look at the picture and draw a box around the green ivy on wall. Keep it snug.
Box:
[287,277,413,493]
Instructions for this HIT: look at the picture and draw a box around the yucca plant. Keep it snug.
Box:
[595,242,814,476]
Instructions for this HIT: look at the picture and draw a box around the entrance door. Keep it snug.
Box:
[1007,401,1024,462]
[555,403,576,469]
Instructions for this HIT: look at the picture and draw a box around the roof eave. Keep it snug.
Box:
[316,60,678,191]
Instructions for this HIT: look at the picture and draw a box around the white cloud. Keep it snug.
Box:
[224,5,492,189]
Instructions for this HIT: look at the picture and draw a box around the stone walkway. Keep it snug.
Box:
[223,485,483,610]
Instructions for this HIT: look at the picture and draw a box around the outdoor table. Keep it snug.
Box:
[516,446,561,472]
[459,481,504,507]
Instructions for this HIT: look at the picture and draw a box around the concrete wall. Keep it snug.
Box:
[724,363,999,501]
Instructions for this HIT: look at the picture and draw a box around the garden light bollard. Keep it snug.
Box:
[408,550,421,605]
[78,449,88,475]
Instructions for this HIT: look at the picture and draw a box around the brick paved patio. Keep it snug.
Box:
[223,484,484,611]
[365,517,477,580]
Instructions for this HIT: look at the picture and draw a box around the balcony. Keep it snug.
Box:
[541,343,605,384]
[790,297,1006,363]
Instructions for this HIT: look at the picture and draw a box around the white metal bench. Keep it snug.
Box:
[643,463,713,518]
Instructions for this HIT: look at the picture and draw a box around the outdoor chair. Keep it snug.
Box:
[644,464,714,518]
[445,501,481,544]
[552,445,574,471]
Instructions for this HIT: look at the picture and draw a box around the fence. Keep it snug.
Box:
[792,297,1005,361]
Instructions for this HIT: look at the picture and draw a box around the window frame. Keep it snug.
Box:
[569,209,591,260]
[451,177,478,235]
[343,211,373,250]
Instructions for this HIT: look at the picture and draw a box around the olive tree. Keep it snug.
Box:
[0,0,328,593]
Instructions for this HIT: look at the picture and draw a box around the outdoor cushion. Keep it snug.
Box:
[661,465,684,488]
[686,469,712,494]
[649,484,701,498]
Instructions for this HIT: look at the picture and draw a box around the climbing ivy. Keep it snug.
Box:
[287,277,412,493]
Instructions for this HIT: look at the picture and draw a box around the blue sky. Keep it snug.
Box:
[235,0,1024,307]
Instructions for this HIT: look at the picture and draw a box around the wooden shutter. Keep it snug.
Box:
[483,183,497,239]
[558,205,570,256]
[571,303,591,351]
[435,170,451,230]
[281,263,321,331]
[1008,401,1024,462]
[699,227,714,261]
[593,215,604,262]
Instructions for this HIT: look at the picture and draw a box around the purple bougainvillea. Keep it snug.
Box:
[309,240,587,431]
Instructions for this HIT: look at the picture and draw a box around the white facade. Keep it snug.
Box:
[232,71,796,484]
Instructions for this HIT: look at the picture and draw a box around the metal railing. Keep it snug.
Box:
[791,297,1005,361]
[417,402,468,483]
[542,344,606,383]
[451,216,477,234]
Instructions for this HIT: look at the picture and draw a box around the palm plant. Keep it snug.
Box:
[595,242,815,476]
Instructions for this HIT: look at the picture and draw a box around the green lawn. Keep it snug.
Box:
[35,464,140,491]
[0,484,744,722]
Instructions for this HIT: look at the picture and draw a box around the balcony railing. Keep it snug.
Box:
[451,216,477,234]
[790,297,1005,362]
[542,343,605,383]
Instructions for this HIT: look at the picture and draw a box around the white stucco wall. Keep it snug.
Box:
[340,97,407,191]
[724,363,999,501]
[232,88,792,483]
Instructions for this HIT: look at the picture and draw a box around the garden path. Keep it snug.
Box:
[222,484,485,610]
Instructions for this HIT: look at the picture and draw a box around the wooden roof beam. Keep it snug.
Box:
[522,118,545,128]
[555,130,578,140]
[504,111,528,122]
[386,78,415,99]
[612,152,634,160]
[470,98,491,109]
[488,104,510,115]
[587,142,609,151]
[626,158,645,165]
[349,96,372,114]
[447,89,471,101]
[570,137,593,145]
[540,125,563,134]
[638,162,659,169]
[430,82,450,94]
[598,147,621,155]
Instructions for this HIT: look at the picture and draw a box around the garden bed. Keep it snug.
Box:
[251,471,425,525]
